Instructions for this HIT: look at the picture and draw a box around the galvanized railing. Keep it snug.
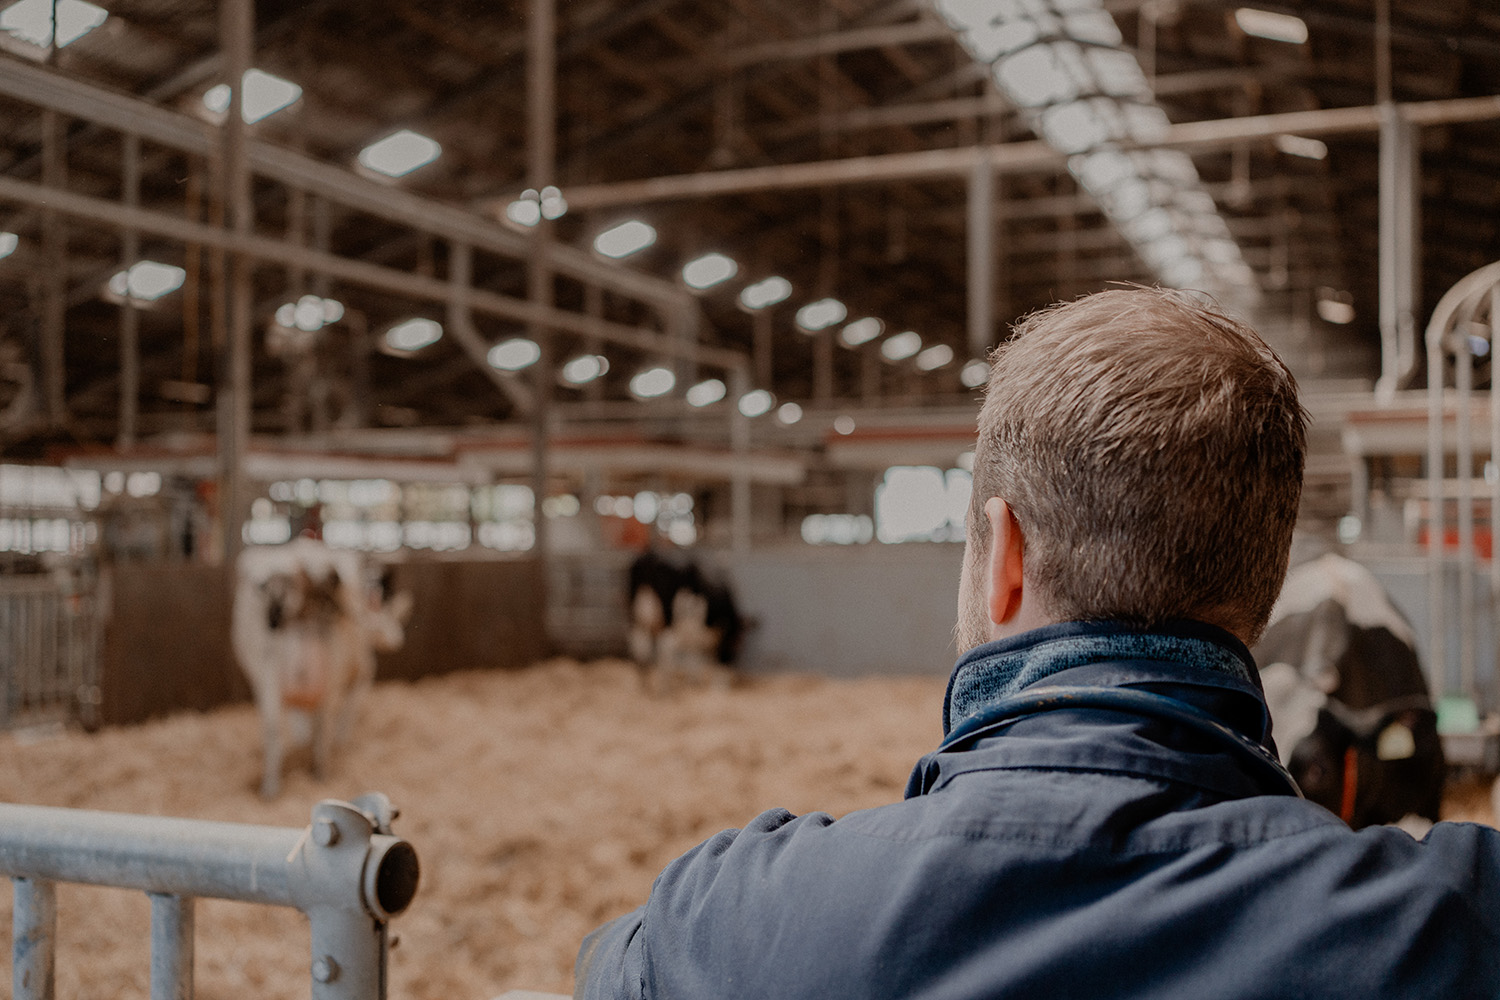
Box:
[0,574,102,731]
[0,793,419,1000]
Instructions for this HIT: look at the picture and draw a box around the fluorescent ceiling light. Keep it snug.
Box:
[740,276,792,310]
[915,344,955,371]
[594,220,656,259]
[276,294,342,332]
[539,186,567,220]
[358,130,441,178]
[960,359,989,389]
[506,190,542,227]
[488,337,541,371]
[881,331,923,361]
[386,318,443,352]
[561,354,609,384]
[682,252,738,290]
[203,69,302,124]
[1234,7,1308,44]
[630,367,675,398]
[1275,134,1328,160]
[686,378,726,407]
[107,261,185,302]
[833,415,856,436]
[0,232,16,258]
[777,402,803,425]
[738,389,774,418]
[840,317,884,347]
[1316,294,1355,325]
[795,298,847,332]
[1,0,106,48]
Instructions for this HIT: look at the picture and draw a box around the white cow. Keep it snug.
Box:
[232,538,411,799]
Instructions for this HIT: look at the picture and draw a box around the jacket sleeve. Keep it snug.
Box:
[574,905,647,1000]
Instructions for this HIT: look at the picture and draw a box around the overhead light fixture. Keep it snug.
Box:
[203,69,302,124]
[357,130,441,178]
[0,0,106,49]
[960,359,989,388]
[686,378,727,407]
[915,344,955,371]
[275,294,343,333]
[1274,134,1328,160]
[594,220,657,259]
[738,389,774,418]
[0,232,16,259]
[539,186,567,220]
[839,317,884,347]
[630,366,675,398]
[881,331,923,361]
[488,337,541,371]
[505,189,542,228]
[1234,8,1309,44]
[106,261,186,303]
[740,275,792,310]
[1316,289,1355,325]
[777,402,803,425]
[385,317,443,352]
[833,415,856,435]
[561,354,609,384]
[795,298,847,332]
[682,252,738,290]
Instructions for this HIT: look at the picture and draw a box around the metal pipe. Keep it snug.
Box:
[13,877,56,1000]
[0,57,689,314]
[528,0,556,593]
[967,148,994,359]
[729,366,751,554]
[218,0,254,568]
[1376,103,1420,400]
[559,95,1500,208]
[118,132,140,450]
[40,108,66,429]
[149,893,194,1000]
[1456,323,1476,699]
[447,241,535,413]
[0,175,748,370]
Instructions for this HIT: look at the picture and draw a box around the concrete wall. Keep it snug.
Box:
[727,543,964,678]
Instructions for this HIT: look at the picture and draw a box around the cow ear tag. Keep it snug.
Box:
[1376,722,1416,761]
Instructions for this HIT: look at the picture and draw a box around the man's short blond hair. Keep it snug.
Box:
[970,288,1307,643]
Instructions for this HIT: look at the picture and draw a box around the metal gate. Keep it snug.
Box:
[0,574,102,731]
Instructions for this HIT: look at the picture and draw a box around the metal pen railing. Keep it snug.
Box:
[0,793,418,1000]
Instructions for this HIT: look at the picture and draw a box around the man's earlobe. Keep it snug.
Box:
[984,497,1026,625]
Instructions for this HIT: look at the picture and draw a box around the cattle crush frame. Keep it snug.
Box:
[0,792,418,1000]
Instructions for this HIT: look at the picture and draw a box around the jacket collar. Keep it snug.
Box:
[944,620,1268,739]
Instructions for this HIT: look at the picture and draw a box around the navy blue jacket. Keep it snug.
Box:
[576,622,1500,999]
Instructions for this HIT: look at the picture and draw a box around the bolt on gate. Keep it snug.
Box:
[0,792,419,1000]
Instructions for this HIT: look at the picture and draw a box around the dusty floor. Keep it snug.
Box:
[1,660,1495,1000]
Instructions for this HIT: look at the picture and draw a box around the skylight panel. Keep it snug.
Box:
[561,354,609,384]
[738,389,774,418]
[488,338,541,371]
[881,331,923,362]
[594,220,656,259]
[385,318,443,352]
[203,69,302,124]
[630,367,675,399]
[840,317,884,347]
[106,261,185,302]
[740,276,792,310]
[1063,9,1122,45]
[1234,8,1308,44]
[994,42,1085,108]
[1039,98,1117,154]
[686,378,726,407]
[1087,47,1149,99]
[358,130,441,178]
[795,298,847,332]
[1,0,106,49]
[682,252,738,290]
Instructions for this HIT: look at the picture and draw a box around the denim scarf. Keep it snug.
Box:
[943,621,1260,736]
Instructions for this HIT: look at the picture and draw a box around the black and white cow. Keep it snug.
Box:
[1253,552,1444,831]
[627,550,744,690]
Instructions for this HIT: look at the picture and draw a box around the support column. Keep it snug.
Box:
[1376,104,1420,399]
[729,367,751,554]
[149,893,195,1000]
[528,0,555,638]
[217,0,254,565]
[41,109,66,430]
[118,132,141,449]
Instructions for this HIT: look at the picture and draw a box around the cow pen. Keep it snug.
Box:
[0,794,418,1000]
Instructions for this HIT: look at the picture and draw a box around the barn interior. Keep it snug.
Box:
[1,0,1499,725]
[5,3,1500,997]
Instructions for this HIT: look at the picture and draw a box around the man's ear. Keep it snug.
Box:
[984,496,1026,626]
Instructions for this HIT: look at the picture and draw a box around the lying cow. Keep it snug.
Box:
[1253,551,1443,831]
[627,550,744,691]
[232,538,412,799]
